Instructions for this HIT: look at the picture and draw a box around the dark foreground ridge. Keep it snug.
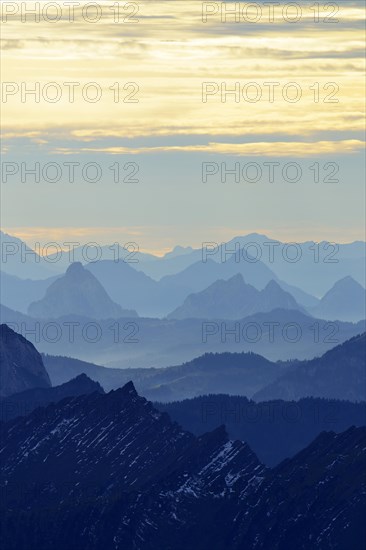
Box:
[1,381,365,549]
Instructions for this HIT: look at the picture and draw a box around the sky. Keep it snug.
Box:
[1,0,365,253]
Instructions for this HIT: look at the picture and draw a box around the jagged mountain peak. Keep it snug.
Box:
[168,274,302,320]
[62,372,104,392]
[2,380,364,549]
[115,380,139,397]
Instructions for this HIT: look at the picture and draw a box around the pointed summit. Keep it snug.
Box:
[28,263,138,320]
[168,275,302,320]
[65,261,84,276]
[120,380,138,397]
[263,279,282,292]
[312,277,365,321]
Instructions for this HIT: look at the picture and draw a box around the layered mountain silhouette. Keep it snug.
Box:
[86,259,160,316]
[1,259,316,318]
[28,262,137,319]
[0,270,59,314]
[0,373,104,422]
[0,324,51,397]
[2,230,365,306]
[254,332,366,402]
[42,351,287,399]
[311,276,366,321]
[168,274,304,319]
[43,332,366,403]
[0,230,56,279]
[211,233,366,296]
[135,232,366,294]
[0,381,365,549]
[2,302,365,367]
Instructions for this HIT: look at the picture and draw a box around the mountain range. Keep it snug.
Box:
[2,329,362,469]
[43,350,287,401]
[168,274,304,319]
[42,331,366,403]
[2,231,365,298]
[2,302,364,368]
[1,231,365,322]
[213,233,366,296]
[1,379,365,549]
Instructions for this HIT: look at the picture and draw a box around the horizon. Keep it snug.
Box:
[2,227,366,257]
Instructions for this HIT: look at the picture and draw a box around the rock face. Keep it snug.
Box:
[0,381,365,549]
[0,324,51,398]
[168,274,303,320]
[231,426,366,550]
[28,262,138,319]
[311,276,366,322]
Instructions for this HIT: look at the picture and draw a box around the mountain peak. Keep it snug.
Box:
[167,272,303,320]
[28,262,137,320]
[333,275,361,288]
[119,380,138,397]
[66,373,104,393]
[66,261,85,276]
[264,279,282,291]
[228,273,245,283]
[313,276,366,321]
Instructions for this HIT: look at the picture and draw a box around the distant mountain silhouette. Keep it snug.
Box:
[43,351,287,400]
[0,373,104,421]
[160,254,277,296]
[135,233,366,294]
[28,262,137,319]
[0,270,59,313]
[168,274,304,320]
[0,230,56,279]
[254,333,366,402]
[0,324,51,397]
[43,333,366,403]
[2,230,365,304]
[86,259,161,316]
[221,233,366,296]
[2,302,364,368]
[311,276,366,321]
[0,380,365,548]
[43,353,151,392]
